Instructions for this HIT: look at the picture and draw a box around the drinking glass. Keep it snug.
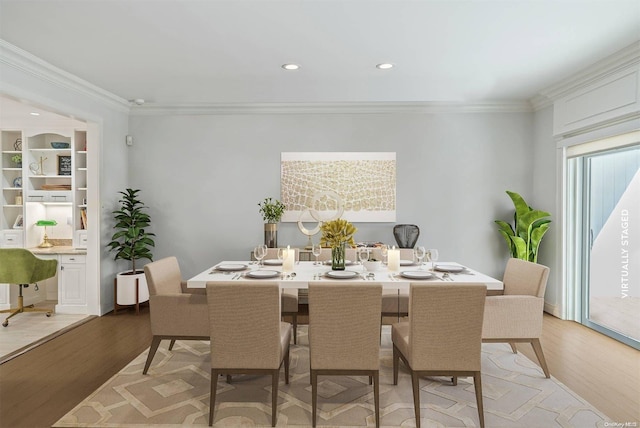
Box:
[427,248,439,270]
[358,247,369,272]
[380,244,389,265]
[254,245,266,266]
[311,243,322,265]
[414,246,426,269]
[277,247,285,262]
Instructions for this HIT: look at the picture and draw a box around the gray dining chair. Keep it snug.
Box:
[482,258,551,378]
[392,283,487,428]
[308,281,383,427]
[142,256,209,374]
[206,281,291,427]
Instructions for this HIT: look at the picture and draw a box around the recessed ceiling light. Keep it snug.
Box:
[376,63,394,70]
[30,112,40,116]
[282,64,300,70]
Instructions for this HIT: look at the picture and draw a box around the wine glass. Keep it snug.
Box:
[312,243,322,265]
[254,245,266,267]
[414,246,426,269]
[380,244,389,265]
[358,247,369,272]
[427,248,439,270]
[277,247,285,263]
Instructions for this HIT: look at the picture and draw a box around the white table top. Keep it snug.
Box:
[187,260,503,292]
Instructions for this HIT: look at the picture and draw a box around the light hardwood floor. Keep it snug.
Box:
[0,309,637,427]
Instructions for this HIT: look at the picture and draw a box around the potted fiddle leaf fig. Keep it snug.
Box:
[107,188,155,311]
[258,197,285,248]
[495,190,551,263]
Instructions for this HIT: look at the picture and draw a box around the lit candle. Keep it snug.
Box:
[283,245,295,273]
[387,246,400,272]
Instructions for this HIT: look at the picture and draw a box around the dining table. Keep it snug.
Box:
[187,260,503,293]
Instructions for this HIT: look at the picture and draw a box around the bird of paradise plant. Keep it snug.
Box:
[495,190,551,263]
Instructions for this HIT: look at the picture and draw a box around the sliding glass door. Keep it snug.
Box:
[568,140,639,349]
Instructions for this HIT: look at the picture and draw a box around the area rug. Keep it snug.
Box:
[0,310,94,364]
[54,326,609,427]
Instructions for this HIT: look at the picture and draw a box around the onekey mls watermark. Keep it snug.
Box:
[604,422,638,427]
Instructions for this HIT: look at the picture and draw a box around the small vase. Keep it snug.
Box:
[264,223,277,248]
[331,242,346,270]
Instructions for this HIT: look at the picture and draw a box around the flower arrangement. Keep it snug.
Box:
[258,197,286,223]
[320,218,357,248]
[11,154,21,164]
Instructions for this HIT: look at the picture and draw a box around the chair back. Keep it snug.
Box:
[393,224,420,248]
[503,258,550,297]
[207,281,283,369]
[308,282,382,370]
[0,248,58,284]
[407,283,486,371]
[143,257,182,296]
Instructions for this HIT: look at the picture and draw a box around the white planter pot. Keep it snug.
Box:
[115,270,150,305]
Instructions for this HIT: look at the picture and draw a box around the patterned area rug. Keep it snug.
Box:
[55,326,608,427]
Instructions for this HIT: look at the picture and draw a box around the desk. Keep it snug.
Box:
[187,261,503,292]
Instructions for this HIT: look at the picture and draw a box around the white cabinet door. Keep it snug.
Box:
[56,254,87,314]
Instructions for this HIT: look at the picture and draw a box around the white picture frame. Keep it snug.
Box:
[12,214,23,229]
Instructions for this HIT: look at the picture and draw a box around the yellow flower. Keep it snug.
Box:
[320,218,357,248]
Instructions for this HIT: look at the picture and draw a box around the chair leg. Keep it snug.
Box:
[373,370,380,428]
[411,371,421,428]
[209,369,218,426]
[452,376,457,386]
[392,345,399,385]
[509,342,518,353]
[473,371,485,428]
[271,369,280,427]
[284,347,290,384]
[311,370,318,427]
[530,338,550,378]
[168,339,176,350]
[143,336,162,374]
[292,314,298,344]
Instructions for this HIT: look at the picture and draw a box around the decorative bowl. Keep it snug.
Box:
[363,260,382,271]
[51,142,70,149]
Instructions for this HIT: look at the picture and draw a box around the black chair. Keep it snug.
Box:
[393,224,420,248]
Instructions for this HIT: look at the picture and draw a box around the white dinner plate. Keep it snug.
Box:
[434,264,465,273]
[325,270,359,279]
[323,260,355,266]
[400,271,434,280]
[263,259,283,266]
[215,263,248,272]
[246,270,280,279]
[400,259,415,266]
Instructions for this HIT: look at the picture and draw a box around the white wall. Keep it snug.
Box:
[129,110,533,280]
[532,105,562,315]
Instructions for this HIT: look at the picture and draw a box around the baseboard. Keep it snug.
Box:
[544,301,562,319]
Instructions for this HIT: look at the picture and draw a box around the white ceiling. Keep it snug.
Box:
[1,0,639,107]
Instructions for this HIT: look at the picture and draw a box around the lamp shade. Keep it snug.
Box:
[36,220,57,227]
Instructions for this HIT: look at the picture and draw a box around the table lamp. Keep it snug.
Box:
[36,219,57,248]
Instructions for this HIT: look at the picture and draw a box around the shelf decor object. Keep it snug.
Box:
[36,219,57,248]
[258,197,285,248]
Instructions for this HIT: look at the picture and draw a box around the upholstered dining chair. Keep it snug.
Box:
[206,281,291,427]
[379,248,414,319]
[392,283,487,428]
[393,224,420,248]
[263,248,300,344]
[482,258,551,378]
[142,256,209,374]
[0,248,57,327]
[308,282,383,427]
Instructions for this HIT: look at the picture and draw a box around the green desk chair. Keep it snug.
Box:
[0,248,58,327]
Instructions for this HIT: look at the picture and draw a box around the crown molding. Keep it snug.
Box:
[0,39,131,113]
[530,41,640,111]
[130,100,533,116]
